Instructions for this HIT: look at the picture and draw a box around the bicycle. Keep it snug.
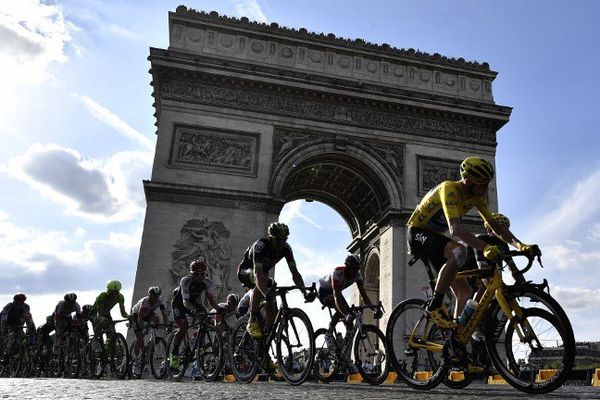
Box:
[84,318,129,379]
[48,320,88,378]
[229,283,316,386]
[129,322,171,379]
[0,327,36,378]
[386,250,575,394]
[314,302,389,385]
[167,311,224,382]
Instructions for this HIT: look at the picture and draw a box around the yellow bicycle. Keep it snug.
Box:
[386,251,575,394]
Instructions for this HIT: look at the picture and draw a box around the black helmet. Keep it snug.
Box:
[344,255,361,270]
[13,293,26,302]
[268,222,289,239]
[64,293,77,303]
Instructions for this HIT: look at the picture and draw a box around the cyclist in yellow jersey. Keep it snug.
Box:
[407,157,540,329]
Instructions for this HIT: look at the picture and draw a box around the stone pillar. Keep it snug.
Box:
[131,195,281,314]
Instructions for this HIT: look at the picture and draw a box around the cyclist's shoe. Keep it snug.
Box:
[132,357,142,375]
[262,357,277,373]
[427,307,458,330]
[246,320,263,339]
[169,354,181,369]
[466,362,485,375]
[347,362,359,374]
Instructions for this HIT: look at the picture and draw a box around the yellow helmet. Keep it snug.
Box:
[460,157,494,185]
[485,212,511,229]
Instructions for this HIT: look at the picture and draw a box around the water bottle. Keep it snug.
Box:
[459,299,478,325]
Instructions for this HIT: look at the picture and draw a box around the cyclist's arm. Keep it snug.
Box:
[286,249,307,294]
[118,294,129,319]
[205,292,219,311]
[180,276,195,311]
[448,218,489,251]
[253,263,270,297]
[24,305,35,330]
[484,215,525,250]
[159,302,169,324]
[357,281,373,307]
[441,183,489,251]
[137,312,145,329]
[332,287,349,317]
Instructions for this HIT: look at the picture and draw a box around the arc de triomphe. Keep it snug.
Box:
[132,6,511,327]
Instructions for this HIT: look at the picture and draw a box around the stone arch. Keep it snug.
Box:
[271,140,403,237]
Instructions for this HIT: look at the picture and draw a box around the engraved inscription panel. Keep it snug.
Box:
[171,124,259,177]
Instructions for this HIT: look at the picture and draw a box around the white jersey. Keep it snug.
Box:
[318,266,364,292]
[132,296,165,316]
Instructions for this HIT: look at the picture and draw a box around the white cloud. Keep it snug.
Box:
[280,200,324,229]
[76,94,155,150]
[527,169,600,241]
[589,223,600,242]
[233,0,268,23]
[0,210,141,294]
[552,286,600,311]
[0,0,77,85]
[1,143,152,222]
[542,241,600,270]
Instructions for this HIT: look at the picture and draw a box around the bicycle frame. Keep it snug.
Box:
[408,263,533,353]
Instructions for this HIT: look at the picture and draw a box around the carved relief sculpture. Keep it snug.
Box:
[172,125,259,176]
[418,157,460,194]
[170,219,233,302]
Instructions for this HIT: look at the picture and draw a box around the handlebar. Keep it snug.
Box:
[502,250,543,275]
[275,282,316,295]
[349,301,385,315]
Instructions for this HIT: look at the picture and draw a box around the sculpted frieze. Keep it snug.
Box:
[160,79,496,144]
[171,124,259,176]
[170,219,232,302]
[168,20,494,102]
[418,157,461,194]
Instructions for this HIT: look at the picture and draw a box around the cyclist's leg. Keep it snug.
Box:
[131,315,144,356]
[450,278,472,318]
[53,319,68,356]
[170,304,188,367]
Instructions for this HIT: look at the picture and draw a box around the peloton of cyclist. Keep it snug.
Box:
[237,222,316,339]
[317,254,381,373]
[406,156,540,329]
[169,259,220,369]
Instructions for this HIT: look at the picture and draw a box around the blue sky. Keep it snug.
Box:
[1,0,599,340]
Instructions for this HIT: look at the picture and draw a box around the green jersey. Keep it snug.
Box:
[93,291,125,317]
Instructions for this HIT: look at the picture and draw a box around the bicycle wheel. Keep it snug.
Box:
[229,316,259,383]
[196,324,224,381]
[169,334,190,381]
[275,308,314,385]
[385,298,447,390]
[129,340,147,379]
[85,337,104,379]
[486,306,575,394]
[63,337,81,378]
[15,343,32,378]
[313,328,339,383]
[354,324,389,386]
[150,337,168,379]
[109,333,129,380]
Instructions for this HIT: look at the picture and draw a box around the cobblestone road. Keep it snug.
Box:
[1,379,599,400]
